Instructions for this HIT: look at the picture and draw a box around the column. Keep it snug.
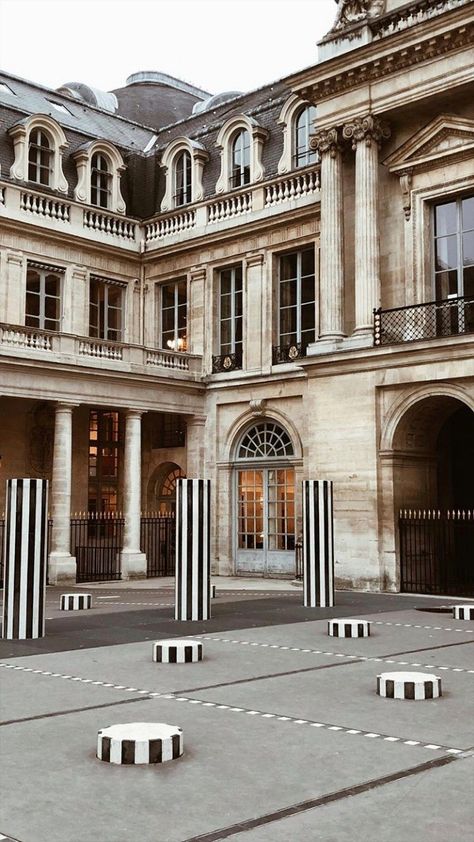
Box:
[343,115,391,338]
[49,403,77,584]
[175,478,211,621]
[186,415,207,478]
[310,128,345,343]
[245,253,265,371]
[2,478,48,639]
[302,480,335,608]
[120,409,147,579]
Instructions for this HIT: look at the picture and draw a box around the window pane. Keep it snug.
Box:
[220,271,232,295]
[44,274,58,296]
[435,270,458,300]
[301,249,315,277]
[25,293,39,316]
[301,303,315,332]
[280,279,296,307]
[435,236,458,272]
[462,197,474,231]
[280,254,298,281]
[463,231,474,269]
[435,202,457,236]
[220,294,232,320]
[26,271,41,293]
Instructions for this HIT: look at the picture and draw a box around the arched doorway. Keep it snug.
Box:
[391,395,474,595]
[234,420,296,576]
[147,462,185,514]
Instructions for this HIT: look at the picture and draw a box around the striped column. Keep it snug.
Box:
[175,478,211,621]
[302,480,334,608]
[2,478,48,639]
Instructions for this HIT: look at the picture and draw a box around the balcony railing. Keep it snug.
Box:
[211,349,243,373]
[374,296,474,346]
[272,341,309,364]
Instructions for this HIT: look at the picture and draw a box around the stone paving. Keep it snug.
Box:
[0,582,473,842]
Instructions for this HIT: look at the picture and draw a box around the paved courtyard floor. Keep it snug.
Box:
[0,581,473,842]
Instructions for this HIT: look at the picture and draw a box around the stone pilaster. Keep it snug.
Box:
[343,115,390,337]
[189,267,206,356]
[310,128,345,341]
[245,253,265,370]
[186,415,207,477]
[120,409,147,579]
[49,403,77,584]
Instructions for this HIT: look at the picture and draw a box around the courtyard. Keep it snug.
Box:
[0,580,473,842]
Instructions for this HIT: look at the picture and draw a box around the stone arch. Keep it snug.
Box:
[146,461,186,513]
[223,408,303,464]
[381,384,474,454]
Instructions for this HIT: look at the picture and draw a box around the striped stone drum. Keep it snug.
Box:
[175,478,211,621]
[453,605,474,621]
[302,480,334,608]
[328,619,370,638]
[2,478,48,640]
[60,594,92,611]
[97,722,183,765]
[152,639,202,664]
[377,671,442,700]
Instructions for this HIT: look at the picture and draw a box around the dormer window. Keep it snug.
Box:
[91,152,112,209]
[277,96,318,175]
[174,151,192,206]
[294,106,317,168]
[28,128,53,186]
[73,141,126,214]
[231,130,251,189]
[8,115,69,193]
[215,116,268,195]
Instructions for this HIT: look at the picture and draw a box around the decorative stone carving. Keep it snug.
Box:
[331,0,385,32]
[343,115,391,149]
[310,127,343,158]
[399,170,413,221]
[249,399,267,415]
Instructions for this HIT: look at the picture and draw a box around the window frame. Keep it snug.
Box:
[277,247,316,352]
[277,95,318,175]
[215,115,268,194]
[432,194,474,300]
[294,105,318,169]
[218,264,243,357]
[89,276,125,342]
[8,114,69,192]
[90,151,112,209]
[25,262,64,332]
[73,141,127,214]
[27,128,53,187]
[158,278,188,351]
[173,150,192,207]
[230,129,251,189]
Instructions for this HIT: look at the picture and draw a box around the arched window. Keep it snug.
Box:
[235,421,295,569]
[238,422,294,460]
[28,129,53,186]
[294,106,317,168]
[91,152,112,208]
[174,150,192,206]
[231,130,251,188]
[156,464,186,514]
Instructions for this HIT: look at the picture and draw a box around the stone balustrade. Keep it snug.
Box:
[207,191,252,223]
[83,209,137,241]
[0,323,54,351]
[265,168,320,207]
[146,349,190,371]
[20,191,71,222]
[144,209,196,241]
[77,339,124,360]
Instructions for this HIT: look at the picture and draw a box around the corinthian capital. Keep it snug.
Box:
[343,115,391,149]
[310,127,343,158]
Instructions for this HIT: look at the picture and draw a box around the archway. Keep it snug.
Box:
[146,462,185,514]
[389,394,474,595]
[233,420,296,576]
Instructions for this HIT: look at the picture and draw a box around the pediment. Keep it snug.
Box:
[384,115,474,173]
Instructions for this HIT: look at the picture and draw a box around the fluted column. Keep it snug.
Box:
[120,409,147,579]
[49,402,77,584]
[186,415,207,478]
[310,128,345,341]
[343,115,390,336]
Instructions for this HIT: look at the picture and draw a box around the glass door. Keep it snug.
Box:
[236,467,295,575]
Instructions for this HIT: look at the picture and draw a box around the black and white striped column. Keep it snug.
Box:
[60,594,92,611]
[2,478,48,639]
[302,480,334,608]
[453,605,474,621]
[175,479,211,621]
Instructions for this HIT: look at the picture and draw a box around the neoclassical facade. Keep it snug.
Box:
[0,0,473,592]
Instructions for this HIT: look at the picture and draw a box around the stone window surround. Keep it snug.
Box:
[8,114,69,193]
[215,115,268,195]
[277,94,318,175]
[72,140,126,214]
[25,260,65,332]
[159,136,208,213]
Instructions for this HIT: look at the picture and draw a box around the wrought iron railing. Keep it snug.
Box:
[272,341,308,365]
[374,296,474,346]
[141,514,175,577]
[399,509,474,596]
[212,349,243,373]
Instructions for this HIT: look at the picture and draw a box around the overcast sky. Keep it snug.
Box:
[0,0,336,95]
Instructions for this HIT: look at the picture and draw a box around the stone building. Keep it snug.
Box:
[0,0,473,593]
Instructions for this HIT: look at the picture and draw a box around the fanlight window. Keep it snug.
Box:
[161,466,186,497]
[238,422,294,460]
[28,129,53,185]
[91,152,112,208]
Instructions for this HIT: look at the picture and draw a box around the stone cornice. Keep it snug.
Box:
[310,127,344,157]
[294,13,473,102]
[343,115,391,149]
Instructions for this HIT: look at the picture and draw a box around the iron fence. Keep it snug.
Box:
[374,295,474,346]
[212,349,243,373]
[272,342,308,365]
[71,513,124,583]
[141,514,176,577]
[399,509,474,596]
[294,539,303,580]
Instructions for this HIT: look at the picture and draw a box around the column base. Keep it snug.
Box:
[343,331,374,350]
[48,553,77,585]
[120,550,147,580]
[307,335,346,356]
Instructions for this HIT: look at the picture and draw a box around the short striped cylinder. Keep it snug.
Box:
[377,671,442,700]
[453,605,474,621]
[97,722,183,765]
[211,585,216,599]
[302,480,334,608]
[60,594,92,611]
[328,619,370,638]
[2,478,48,640]
[152,639,203,663]
[175,479,211,621]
